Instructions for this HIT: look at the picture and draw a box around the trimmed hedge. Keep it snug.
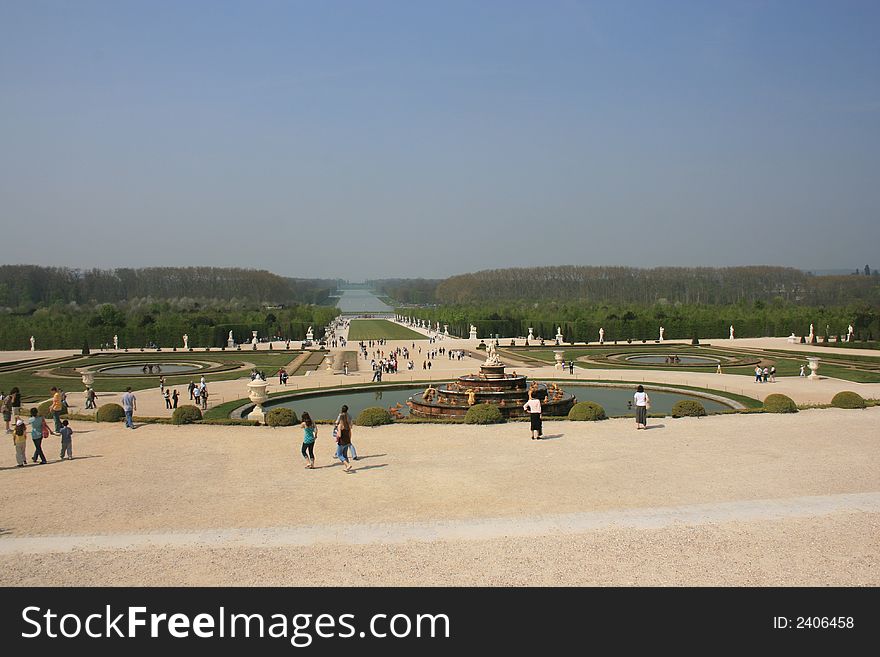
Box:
[37,400,68,418]
[171,405,203,425]
[464,403,504,424]
[830,391,866,409]
[763,393,798,414]
[96,403,126,422]
[568,401,607,421]
[266,407,298,427]
[671,400,707,418]
[355,407,393,427]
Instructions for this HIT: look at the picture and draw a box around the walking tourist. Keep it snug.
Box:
[799,364,806,377]
[188,381,195,399]
[755,366,763,383]
[569,360,574,375]
[49,386,63,432]
[634,385,651,429]
[523,390,543,440]
[164,389,172,409]
[172,389,179,408]
[300,412,317,469]
[59,419,74,460]
[121,387,137,429]
[8,387,22,421]
[201,386,209,410]
[769,366,776,383]
[29,407,52,464]
[193,386,201,408]
[13,416,28,466]
[334,404,355,471]
[2,391,13,434]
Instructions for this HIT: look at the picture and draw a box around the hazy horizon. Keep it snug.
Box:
[2,1,878,279]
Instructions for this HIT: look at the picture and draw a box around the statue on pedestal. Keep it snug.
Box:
[808,323,815,341]
[183,334,189,349]
[729,325,735,340]
[847,324,854,342]
[30,336,35,351]
[485,341,502,366]
[469,324,478,340]
[113,334,119,350]
[659,326,665,341]
[599,327,605,344]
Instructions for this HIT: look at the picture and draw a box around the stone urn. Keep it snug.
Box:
[554,350,565,370]
[807,357,820,380]
[79,369,95,388]
[325,354,334,372]
[247,379,270,423]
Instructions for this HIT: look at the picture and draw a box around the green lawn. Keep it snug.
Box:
[347,320,426,341]
[506,347,880,384]
[0,350,300,403]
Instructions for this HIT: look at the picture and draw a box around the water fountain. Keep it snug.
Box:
[407,343,576,419]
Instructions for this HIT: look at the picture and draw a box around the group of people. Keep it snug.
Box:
[754,366,777,383]
[187,377,210,410]
[522,384,654,437]
[299,404,359,473]
[7,386,76,466]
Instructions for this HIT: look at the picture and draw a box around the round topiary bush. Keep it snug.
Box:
[355,407,393,427]
[171,405,203,424]
[671,400,707,418]
[37,400,69,418]
[96,403,125,422]
[464,403,504,424]
[763,393,798,414]
[266,407,299,427]
[568,401,607,421]
[830,391,866,409]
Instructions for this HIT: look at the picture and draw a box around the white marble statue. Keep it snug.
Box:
[183,333,189,349]
[30,336,35,351]
[251,330,258,345]
[528,327,534,341]
[469,324,478,340]
[847,324,854,341]
[229,330,234,341]
[659,326,665,341]
[808,323,814,341]
[113,334,118,350]
[485,341,502,366]
[729,325,735,340]
[599,327,605,343]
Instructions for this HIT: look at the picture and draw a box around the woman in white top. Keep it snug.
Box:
[633,385,650,429]
[523,390,542,440]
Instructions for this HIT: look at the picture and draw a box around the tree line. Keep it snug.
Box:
[374,266,879,307]
[0,298,340,350]
[399,301,879,343]
[436,266,879,306]
[0,265,338,308]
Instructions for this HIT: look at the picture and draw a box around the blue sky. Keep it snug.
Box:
[1,1,878,279]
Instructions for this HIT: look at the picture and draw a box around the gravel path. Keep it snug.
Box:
[1,407,877,585]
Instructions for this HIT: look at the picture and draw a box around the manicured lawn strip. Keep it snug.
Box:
[347,319,427,341]
[507,347,880,383]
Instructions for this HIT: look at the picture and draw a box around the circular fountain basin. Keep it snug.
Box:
[625,354,720,365]
[256,383,735,421]
[98,363,203,375]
